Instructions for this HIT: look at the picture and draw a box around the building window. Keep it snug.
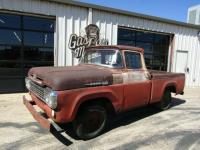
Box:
[0,13,55,93]
[118,27,170,71]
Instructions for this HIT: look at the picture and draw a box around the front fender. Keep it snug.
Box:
[57,85,123,123]
[71,88,121,120]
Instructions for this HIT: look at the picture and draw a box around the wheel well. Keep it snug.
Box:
[77,98,116,117]
[165,85,176,93]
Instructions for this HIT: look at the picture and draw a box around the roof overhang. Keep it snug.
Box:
[47,0,200,30]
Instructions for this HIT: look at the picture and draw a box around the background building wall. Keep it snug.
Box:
[0,0,199,87]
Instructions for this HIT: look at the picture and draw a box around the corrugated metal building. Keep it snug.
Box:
[0,0,199,93]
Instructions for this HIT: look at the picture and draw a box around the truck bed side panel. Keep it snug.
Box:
[150,71,185,104]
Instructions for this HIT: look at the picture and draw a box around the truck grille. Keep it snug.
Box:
[29,80,49,102]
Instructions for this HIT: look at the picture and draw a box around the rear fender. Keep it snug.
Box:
[162,82,177,96]
[151,80,177,103]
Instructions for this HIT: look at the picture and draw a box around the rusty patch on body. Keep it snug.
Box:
[113,71,148,84]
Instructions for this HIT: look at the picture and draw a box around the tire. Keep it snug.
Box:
[158,90,172,110]
[73,105,107,140]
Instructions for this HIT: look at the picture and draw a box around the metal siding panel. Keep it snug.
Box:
[188,35,194,87]
[39,0,50,15]
[13,0,24,11]
[99,12,106,42]
[198,39,200,87]
[134,17,142,29]
[112,24,118,45]
[196,38,200,86]
[172,28,180,69]
[144,19,153,31]
[194,36,199,87]
[127,16,132,28]
[112,13,118,45]
[146,20,154,31]
[193,36,198,86]
[93,11,117,45]
[54,15,58,66]
[0,0,14,10]
[57,9,65,66]
[189,35,196,86]
[120,14,126,26]
[105,14,112,45]
[49,2,57,15]
[73,8,80,65]
[65,6,73,66]
[88,8,92,25]
[80,10,88,35]
[185,29,192,86]
[22,0,32,13]
[30,0,41,13]
[186,31,193,86]
[130,16,135,28]
[186,34,192,86]
[190,35,197,86]
[93,9,100,27]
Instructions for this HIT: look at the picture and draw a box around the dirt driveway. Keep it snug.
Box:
[0,88,200,150]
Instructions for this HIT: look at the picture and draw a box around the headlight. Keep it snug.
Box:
[44,90,58,109]
[25,78,31,90]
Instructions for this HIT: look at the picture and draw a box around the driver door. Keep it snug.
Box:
[123,51,151,110]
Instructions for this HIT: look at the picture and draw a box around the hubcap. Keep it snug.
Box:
[82,111,105,134]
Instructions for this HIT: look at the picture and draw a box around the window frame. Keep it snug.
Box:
[81,48,125,69]
[123,50,144,70]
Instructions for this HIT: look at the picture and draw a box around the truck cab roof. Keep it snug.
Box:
[86,45,144,54]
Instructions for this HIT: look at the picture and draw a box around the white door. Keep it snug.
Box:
[176,51,188,73]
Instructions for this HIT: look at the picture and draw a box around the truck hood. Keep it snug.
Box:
[28,65,113,90]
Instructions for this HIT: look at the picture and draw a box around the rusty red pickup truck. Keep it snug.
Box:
[23,45,185,140]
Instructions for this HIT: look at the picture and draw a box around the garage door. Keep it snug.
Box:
[118,27,171,71]
[0,13,55,93]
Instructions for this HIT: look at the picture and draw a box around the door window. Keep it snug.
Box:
[124,51,142,69]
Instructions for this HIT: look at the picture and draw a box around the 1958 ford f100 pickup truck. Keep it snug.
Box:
[23,45,185,140]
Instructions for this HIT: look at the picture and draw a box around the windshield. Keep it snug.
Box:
[81,49,123,68]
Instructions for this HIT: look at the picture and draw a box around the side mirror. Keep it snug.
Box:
[145,72,152,80]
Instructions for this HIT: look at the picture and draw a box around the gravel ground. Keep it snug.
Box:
[0,88,200,150]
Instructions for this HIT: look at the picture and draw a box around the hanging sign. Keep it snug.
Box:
[68,24,108,58]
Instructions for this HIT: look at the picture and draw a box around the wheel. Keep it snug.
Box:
[158,90,172,110]
[73,105,107,140]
